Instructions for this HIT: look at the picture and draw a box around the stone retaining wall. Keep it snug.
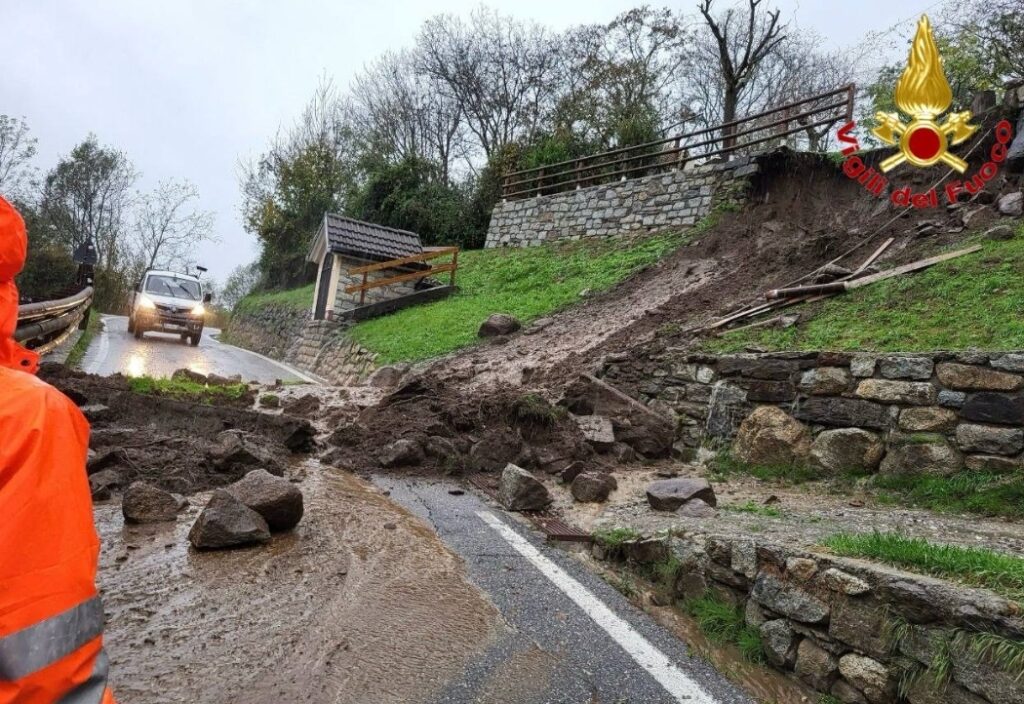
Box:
[224,305,377,385]
[596,529,1023,704]
[603,350,1024,475]
[485,157,758,248]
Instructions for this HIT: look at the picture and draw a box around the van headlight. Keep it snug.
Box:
[138,295,156,309]
[190,303,206,317]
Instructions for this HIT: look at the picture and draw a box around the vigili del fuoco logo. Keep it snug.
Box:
[836,15,1014,209]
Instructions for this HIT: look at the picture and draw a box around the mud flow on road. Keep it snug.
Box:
[98,462,501,704]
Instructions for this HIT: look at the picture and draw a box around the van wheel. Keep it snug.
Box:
[189,332,201,347]
[127,316,135,334]
[133,326,144,340]
[180,333,189,344]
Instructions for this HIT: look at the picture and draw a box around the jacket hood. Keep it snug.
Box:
[0,196,38,373]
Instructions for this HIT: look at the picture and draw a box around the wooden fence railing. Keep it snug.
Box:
[501,84,856,200]
[344,246,459,305]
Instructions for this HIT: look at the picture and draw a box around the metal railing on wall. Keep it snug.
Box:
[501,84,856,200]
[15,286,93,356]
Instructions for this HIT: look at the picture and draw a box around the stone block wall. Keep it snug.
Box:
[595,530,1023,704]
[334,257,421,314]
[603,350,1024,474]
[485,157,758,248]
[224,306,378,386]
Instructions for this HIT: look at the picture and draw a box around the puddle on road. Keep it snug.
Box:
[97,462,502,704]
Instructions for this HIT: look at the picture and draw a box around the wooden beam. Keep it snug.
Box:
[347,247,459,275]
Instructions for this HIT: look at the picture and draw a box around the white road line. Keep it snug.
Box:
[212,337,321,385]
[84,316,110,375]
[476,510,717,704]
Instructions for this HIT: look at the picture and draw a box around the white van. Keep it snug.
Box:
[128,269,211,345]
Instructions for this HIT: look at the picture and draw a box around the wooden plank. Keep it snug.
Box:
[344,263,457,295]
[845,245,982,289]
[347,247,458,275]
[852,237,895,275]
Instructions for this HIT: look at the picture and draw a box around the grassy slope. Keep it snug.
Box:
[709,229,1024,353]
[348,232,688,364]
[235,284,315,315]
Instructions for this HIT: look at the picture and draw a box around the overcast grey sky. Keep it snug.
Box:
[5,0,942,283]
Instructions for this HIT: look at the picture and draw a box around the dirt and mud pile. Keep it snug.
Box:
[38,364,315,497]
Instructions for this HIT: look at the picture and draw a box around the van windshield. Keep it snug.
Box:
[145,275,202,301]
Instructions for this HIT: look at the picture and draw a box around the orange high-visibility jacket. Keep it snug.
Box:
[0,196,115,704]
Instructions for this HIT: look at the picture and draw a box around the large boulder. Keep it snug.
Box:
[570,472,617,503]
[189,490,271,549]
[810,428,884,474]
[733,406,811,467]
[497,464,551,511]
[122,481,183,523]
[572,415,615,452]
[226,469,304,531]
[997,191,1023,216]
[646,478,717,511]
[470,432,523,472]
[209,430,284,476]
[478,313,521,338]
[378,438,424,468]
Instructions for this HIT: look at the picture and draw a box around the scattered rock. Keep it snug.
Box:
[226,469,304,531]
[955,423,1024,455]
[996,191,1023,216]
[498,464,551,511]
[733,406,811,466]
[424,435,457,460]
[570,472,617,503]
[367,364,408,388]
[210,430,284,476]
[676,498,716,518]
[282,394,320,418]
[378,438,424,468]
[89,468,122,500]
[478,313,522,338]
[810,428,884,474]
[645,478,717,511]
[188,490,271,549]
[558,461,588,484]
[122,481,183,523]
[984,224,1016,241]
[470,432,523,472]
[572,414,615,451]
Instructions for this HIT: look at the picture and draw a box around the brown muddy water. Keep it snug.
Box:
[96,462,502,704]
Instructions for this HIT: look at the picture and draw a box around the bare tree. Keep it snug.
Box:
[697,0,787,148]
[131,179,216,275]
[0,115,38,202]
[351,50,468,182]
[417,7,562,159]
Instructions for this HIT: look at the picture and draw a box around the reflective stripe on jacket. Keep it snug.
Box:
[0,196,115,704]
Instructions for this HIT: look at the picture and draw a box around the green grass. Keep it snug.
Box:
[708,232,1024,353]
[127,375,251,405]
[347,231,690,363]
[724,500,782,518]
[65,311,102,369]
[709,451,819,484]
[822,531,1024,601]
[682,593,765,663]
[593,526,642,550]
[235,284,316,316]
[872,471,1024,519]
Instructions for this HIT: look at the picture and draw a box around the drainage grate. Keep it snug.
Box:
[529,516,593,543]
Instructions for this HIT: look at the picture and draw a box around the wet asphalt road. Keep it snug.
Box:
[377,476,755,704]
[81,315,314,383]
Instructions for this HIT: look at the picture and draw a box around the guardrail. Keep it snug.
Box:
[15,286,93,356]
[501,84,856,200]
[344,246,459,305]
